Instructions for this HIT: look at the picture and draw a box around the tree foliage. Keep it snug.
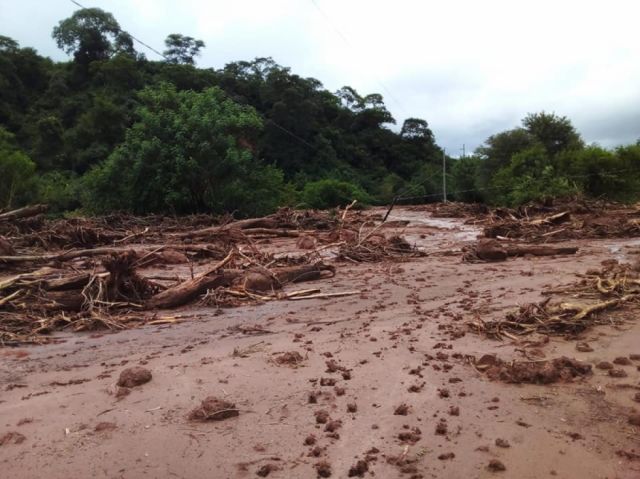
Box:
[163,34,205,65]
[84,83,286,216]
[1,8,638,214]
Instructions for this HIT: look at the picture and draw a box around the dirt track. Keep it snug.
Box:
[2,208,640,478]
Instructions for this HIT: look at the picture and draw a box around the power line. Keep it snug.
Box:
[394,166,640,203]
[69,0,168,60]
[308,0,410,118]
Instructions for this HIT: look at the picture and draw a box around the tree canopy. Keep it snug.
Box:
[1,7,639,215]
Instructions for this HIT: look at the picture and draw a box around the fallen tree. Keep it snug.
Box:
[462,239,578,262]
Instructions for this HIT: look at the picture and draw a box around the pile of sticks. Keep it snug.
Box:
[468,262,640,340]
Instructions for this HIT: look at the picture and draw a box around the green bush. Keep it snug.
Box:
[0,128,36,208]
[301,179,371,209]
[35,171,81,212]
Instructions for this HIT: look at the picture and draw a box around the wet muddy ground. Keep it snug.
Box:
[1,207,639,478]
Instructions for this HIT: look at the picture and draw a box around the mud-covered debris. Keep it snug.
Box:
[495,438,510,448]
[117,367,152,388]
[188,396,239,421]
[481,356,592,384]
[274,351,304,366]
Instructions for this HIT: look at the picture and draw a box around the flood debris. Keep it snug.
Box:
[188,396,239,421]
[463,238,578,263]
[117,367,152,388]
[469,262,640,339]
[473,354,592,384]
[481,197,640,243]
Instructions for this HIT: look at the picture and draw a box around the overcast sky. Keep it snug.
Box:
[2,0,639,155]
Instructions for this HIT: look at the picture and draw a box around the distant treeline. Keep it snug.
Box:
[1,8,639,215]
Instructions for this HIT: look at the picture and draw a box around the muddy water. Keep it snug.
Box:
[1,208,639,479]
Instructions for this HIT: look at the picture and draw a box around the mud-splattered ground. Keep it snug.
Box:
[1,208,639,479]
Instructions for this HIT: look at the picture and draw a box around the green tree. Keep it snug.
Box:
[522,112,583,156]
[52,8,134,65]
[85,83,287,215]
[163,34,205,65]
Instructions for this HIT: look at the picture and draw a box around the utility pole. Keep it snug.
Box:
[461,143,466,158]
[442,149,447,203]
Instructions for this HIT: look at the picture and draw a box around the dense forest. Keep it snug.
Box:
[1,8,639,216]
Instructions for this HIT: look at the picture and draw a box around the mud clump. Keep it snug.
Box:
[188,396,239,421]
[315,410,330,424]
[315,460,332,477]
[613,357,632,366]
[596,361,613,370]
[256,464,278,477]
[394,403,410,415]
[575,342,593,352]
[94,422,117,432]
[609,368,628,378]
[484,356,591,384]
[348,459,369,477]
[628,414,640,426]
[0,432,26,446]
[274,351,304,366]
[398,427,422,444]
[488,459,506,472]
[495,438,510,448]
[117,367,152,388]
[347,403,357,413]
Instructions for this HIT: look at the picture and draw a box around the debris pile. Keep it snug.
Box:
[462,238,578,263]
[481,197,640,242]
[474,354,592,384]
[469,261,640,340]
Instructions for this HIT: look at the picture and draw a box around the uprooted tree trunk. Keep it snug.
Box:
[463,239,578,262]
[0,204,48,222]
[145,252,336,310]
[171,216,287,240]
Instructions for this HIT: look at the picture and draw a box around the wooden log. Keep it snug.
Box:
[171,216,285,239]
[506,246,578,257]
[145,251,236,309]
[0,204,48,221]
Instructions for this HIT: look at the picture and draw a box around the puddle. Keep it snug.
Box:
[386,210,480,244]
[605,238,640,262]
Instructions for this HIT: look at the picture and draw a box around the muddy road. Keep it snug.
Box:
[1,207,639,478]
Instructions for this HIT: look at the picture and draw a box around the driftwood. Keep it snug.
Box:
[146,252,335,310]
[0,204,48,222]
[145,251,237,309]
[463,239,578,262]
[0,243,226,266]
[171,216,284,240]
